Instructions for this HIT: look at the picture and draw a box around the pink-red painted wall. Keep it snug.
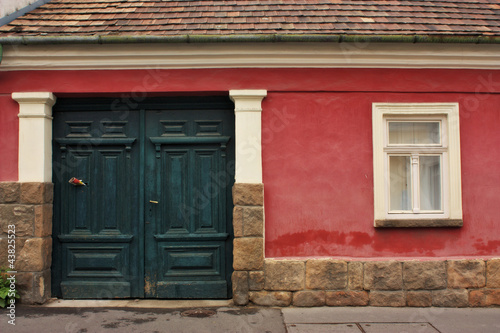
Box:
[262,92,500,258]
[1,67,499,258]
[0,95,19,181]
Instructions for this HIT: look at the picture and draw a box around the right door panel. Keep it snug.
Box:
[144,103,235,298]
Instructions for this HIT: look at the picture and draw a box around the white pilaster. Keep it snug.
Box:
[229,90,267,183]
[13,92,57,182]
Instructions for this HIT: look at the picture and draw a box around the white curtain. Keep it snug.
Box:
[389,155,411,211]
[389,121,440,145]
[420,156,441,211]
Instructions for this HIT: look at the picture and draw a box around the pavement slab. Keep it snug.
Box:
[0,306,286,333]
[360,323,439,333]
[282,307,500,333]
[286,322,441,333]
[287,323,362,332]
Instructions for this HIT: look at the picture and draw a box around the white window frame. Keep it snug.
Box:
[372,103,463,228]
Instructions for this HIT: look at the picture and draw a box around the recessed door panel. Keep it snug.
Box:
[161,148,190,233]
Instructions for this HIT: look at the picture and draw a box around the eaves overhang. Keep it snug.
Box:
[1,34,500,71]
[1,34,500,45]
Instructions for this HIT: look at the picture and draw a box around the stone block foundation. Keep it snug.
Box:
[231,183,500,308]
[2,181,498,307]
[0,182,53,304]
[234,257,500,307]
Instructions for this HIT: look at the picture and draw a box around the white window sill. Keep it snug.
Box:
[374,219,463,228]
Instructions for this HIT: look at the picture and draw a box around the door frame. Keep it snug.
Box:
[13,90,267,299]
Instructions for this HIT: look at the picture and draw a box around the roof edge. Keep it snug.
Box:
[1,34,500,45]
[0,0,52,27]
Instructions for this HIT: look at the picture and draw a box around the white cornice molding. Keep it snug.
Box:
[12,92,56,107]
[1,42,500,70]
[230,90,267,113]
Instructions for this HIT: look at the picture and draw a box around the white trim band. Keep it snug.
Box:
[2,43,500,70]
[18,114,53,119]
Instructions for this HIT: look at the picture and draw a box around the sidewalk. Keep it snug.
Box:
[1,300,499,332]
[282,307,500,333]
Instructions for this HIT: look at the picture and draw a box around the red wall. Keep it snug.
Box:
[1,67,499,258]
[0,95,19,181]
[262,92,500,258]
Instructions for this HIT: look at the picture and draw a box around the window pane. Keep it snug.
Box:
[388,122,440,145]
[420,156,442,211]
[389,156,411,211]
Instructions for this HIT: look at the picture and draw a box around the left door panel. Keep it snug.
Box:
[52,103,142,298]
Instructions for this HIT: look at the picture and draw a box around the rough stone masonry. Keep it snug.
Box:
[0,182,53,304]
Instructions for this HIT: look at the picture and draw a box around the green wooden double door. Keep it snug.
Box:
[52,97,235,299]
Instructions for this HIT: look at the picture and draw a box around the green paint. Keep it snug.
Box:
[144,102,235,298]
[52,97,234,299]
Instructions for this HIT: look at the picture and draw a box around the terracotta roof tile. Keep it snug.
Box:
[1,0,499,38]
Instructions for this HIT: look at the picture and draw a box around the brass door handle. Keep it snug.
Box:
[149,200,159,204]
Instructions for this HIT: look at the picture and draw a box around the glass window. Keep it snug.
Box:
[372,103,463,227]
[419,155,441,211]
[388,121,440,145]
[389,155,411,211]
